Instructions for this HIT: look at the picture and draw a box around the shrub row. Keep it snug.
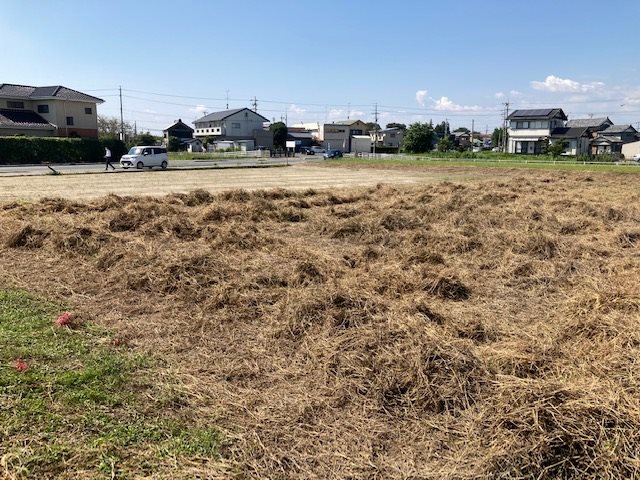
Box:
[0,137,127,165]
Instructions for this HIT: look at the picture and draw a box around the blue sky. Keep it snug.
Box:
[3,0,640,133]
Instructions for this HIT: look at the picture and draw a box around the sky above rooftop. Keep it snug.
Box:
[3,0,640,133]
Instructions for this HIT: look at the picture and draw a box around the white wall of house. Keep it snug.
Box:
[194,109,266,138]
[622,140,640,159]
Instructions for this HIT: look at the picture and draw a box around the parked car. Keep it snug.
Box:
[632,152,640,162]
[310,146,325,154]
[323,149,343,159]
[300,147,314,155]
[120,146,168,170]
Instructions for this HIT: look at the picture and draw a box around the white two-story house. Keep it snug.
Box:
[507,109,567,154]
[193,108,269,140]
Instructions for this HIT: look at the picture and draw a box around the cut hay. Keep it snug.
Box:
[1,169,640,478]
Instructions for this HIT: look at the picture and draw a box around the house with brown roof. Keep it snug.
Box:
[0,83,104,138]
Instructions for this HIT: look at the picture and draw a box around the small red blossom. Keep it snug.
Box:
[55,311,72,328]
[13,359,28,372]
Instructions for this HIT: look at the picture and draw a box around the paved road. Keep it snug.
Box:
[0,156,318,177]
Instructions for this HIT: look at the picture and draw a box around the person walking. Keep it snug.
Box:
[104,147,115,171]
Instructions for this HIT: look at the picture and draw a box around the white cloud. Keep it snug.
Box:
[433,96,483,112]
[416,90,428,106]
[531,75,605,93]
[494,92,505,99]
[510,90,523,97]
[288,104,306,115]
[189,104,208,114]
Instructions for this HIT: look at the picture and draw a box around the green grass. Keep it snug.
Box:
[168,151,268,161]
[329,156,640,173]
[0,290,222,478]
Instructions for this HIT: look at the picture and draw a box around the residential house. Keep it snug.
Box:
[182,138,204,153]
[292,122,321,140]
[565,117,613,133]
[549,127,591,156]
[453,131,471,148]
[0,83,104,138]
[591,125,639,156]
[622,140,640,159]
[507,109,567,154]
[370,127,404,150]
[193,108,270,147]
[163,119,194,141]
[320,120,370,152]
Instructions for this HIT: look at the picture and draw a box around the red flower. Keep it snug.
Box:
[13,359,28,372]
[55,311,72,328]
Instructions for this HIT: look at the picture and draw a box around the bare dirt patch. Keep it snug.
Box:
[1,169,640,478]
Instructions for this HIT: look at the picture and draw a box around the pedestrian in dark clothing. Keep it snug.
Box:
[104,147,115,171]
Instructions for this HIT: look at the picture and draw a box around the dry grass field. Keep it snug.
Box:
[1,168,640,478]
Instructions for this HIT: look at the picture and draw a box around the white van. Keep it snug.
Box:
[120,146,169,170]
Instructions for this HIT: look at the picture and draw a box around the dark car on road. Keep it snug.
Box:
[323,149,343,159]
[300,147,315,155]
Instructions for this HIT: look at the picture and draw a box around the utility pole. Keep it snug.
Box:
[347,102,350,120]
[502,101,510,152]
[372,103,378,157]
[119,86,125,142]
[471,119,474,149]
[251,96,258,112]
[226,90,230,110]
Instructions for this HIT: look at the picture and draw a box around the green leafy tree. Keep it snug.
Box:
[453,127,470,133]
[167,136,181,152]
[270,122,288,149]
[437,136,453,152]
[97,115,134,139]
[364,122,381,133]
[434,121,450,138]
[385,122,406,130]
[548,139,568,158]
[491,128,505,149]
[133,132,158,146]
[402,122,435,153]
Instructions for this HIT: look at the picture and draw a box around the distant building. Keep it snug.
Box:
[163,119,194,142]
[194,107,269,139]
[320,120,370,152]
[370,127,404,150]
[507,109,567,154]
[0,83,104,138]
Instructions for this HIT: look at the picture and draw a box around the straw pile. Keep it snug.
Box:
[1,170,639,478]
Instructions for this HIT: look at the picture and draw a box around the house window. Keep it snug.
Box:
[7,101,24,109]
[66,116,74,126]
[37,104,49,113]
[84,107,92,114]
[232,122,241,129]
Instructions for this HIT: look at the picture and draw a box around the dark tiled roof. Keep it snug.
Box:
[566,117,611,128]
[164,120,194,132]
[602,124,637,134]
[0,109,55,129]
[0,83,104,103]
[507,109,567,120]
[550,127,589,139]
[194,108,269,123]
[592,135,623,144]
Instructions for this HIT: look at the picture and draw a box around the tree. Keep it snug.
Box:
[453,127,470,133]
[270,122,288,149]
[167,136,181,152]
[364,122,380,133]
[98,115,133,139]
[491,128,505,149]
[434,121,450,139]
[437,136,453,152]
[547,139,568,158]
[401,122,435,153]
[385,122,406,130]
[133,132,158,146]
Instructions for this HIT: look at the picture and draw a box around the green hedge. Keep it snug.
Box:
[0,137,127,165]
